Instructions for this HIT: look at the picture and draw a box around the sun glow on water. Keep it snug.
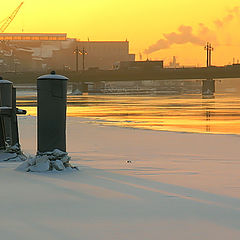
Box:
[17,79,240,135]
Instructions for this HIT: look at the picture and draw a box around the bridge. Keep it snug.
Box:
[1,65,240,84]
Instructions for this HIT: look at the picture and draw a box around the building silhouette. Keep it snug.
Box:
[0,33,135,72]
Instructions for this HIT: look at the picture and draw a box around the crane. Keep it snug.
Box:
[0,2,24,33]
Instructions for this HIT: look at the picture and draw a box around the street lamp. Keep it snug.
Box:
[204,42,214,67]
[74,46,88,72]
[73,46,80,72]
[79,47,88,71]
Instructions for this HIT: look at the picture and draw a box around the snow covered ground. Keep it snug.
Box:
[1,115,240,240]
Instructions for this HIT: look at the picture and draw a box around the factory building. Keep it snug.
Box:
[51,40,135,71]
[0,33,135,72]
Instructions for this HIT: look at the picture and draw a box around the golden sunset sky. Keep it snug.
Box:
[2,0,240,66]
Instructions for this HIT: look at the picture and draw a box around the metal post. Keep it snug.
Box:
[80,47,87,71]
[0,78,26,151]
[37,71,68,153]
[83,49,85,71]
[0,80,5,149]
[0,78,13,147]
[11,87,19,146]
[74,46,79,72]
[0,85,5,149]
[205,43,209,67]
[0,118,5,149]
[207,45,209,67]
[204,42,214,67]
[209,43,212,67]
[76,46,79,72]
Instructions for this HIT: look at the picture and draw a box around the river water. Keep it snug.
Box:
[16,78,240,135]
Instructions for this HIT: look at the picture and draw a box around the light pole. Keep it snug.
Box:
[73,46,80,72]
[204,42,214,67]
[208,43,213,67]
[79,47,88,71]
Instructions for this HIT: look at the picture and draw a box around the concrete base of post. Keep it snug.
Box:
[16,149,78,172]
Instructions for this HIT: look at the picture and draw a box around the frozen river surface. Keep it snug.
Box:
[16,78,240,135]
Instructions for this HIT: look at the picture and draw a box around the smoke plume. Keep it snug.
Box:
[144,25,205,54]
[145,6,239,55]
[214,6,239,27]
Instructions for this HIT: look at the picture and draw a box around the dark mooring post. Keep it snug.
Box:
[0,115,4,150]
[37,71,68,153]
[0,78,26,151]
[11,87,19,146]
[0,78,13,149]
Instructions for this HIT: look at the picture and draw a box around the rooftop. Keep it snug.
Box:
[0,33,67,41]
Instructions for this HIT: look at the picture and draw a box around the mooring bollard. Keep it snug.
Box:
[0,78,13,149]
[0,77,26,152]
[17,72,77,171]
[37,71,68,153]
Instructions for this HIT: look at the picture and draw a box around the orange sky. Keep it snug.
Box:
[2,0,240,66]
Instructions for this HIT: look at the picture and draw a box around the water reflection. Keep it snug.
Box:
[16,78,240,135]
[203,98,215,133]
[201,79,215,133]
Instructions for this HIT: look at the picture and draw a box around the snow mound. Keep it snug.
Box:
[71,89,82,95]
[0,144,26,162]
[16,149,78,172]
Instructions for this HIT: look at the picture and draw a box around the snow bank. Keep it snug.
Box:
[0,115,238,240]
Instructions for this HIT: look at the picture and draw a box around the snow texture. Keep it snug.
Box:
[1,115,240,240]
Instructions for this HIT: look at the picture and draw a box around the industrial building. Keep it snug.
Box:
[0,33,135,72]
